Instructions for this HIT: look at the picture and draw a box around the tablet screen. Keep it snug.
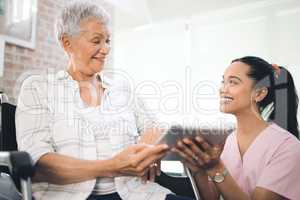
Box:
[156,125,234,160]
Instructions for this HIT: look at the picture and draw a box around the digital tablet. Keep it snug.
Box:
[156,125,233,160]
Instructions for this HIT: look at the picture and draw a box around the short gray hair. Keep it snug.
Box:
[55,0,110,42]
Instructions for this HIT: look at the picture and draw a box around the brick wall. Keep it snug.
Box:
[0,0,113,104]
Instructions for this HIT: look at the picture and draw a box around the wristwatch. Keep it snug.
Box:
[208,168,228,183]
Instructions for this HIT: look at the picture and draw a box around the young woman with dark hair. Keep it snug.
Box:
[173,56,300,200]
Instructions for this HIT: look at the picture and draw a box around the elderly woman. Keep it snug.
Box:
[15,1,193,200]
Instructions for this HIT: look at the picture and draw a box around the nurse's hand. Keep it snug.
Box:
[112,143,169,177]
[173,136,224,175]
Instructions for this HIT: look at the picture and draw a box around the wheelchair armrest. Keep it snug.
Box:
[0,151,35,179]
[0,151,35,200]
[10,151,35,179]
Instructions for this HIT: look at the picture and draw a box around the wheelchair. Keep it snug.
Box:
[0,92,199,200]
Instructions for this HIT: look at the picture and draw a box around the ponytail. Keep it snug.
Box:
[272,67,299,138]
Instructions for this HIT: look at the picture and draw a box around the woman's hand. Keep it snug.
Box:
[173,136,224,175]
[173,136,224,200]
[139,128,165,182]
[141,160,161,183]
[112,143,169,178]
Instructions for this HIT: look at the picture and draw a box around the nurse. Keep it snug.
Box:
[174,56,300,200]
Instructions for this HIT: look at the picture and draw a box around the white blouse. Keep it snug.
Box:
[16,70,171,200]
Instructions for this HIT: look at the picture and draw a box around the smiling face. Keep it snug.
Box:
[219,61,259,115]
[63,17,111,76]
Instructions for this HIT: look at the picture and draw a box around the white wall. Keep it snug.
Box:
[113,0,300,129]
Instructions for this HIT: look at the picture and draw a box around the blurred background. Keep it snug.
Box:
[0,0,299,175]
